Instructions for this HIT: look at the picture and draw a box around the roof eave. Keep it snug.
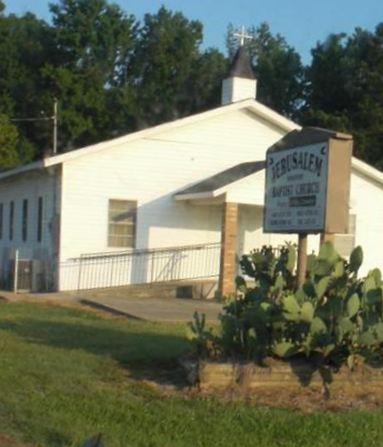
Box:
[352,157,383,185]
[0,159,47,181]
[174,191,220,201]
[1,99,382,189]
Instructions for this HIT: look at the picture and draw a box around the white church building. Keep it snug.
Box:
[0,47,383,293]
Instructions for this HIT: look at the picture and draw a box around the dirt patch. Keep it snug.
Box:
[195,383,383,412]
[132,371,383,412]
[0,433,34,447]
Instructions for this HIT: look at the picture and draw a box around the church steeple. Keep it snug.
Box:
[221,27,257,105]
[228,46,255,80]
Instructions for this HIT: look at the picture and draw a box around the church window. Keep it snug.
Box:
[108,200,137,248]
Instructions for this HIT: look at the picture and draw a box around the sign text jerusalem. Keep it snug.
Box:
[264,128,353,235]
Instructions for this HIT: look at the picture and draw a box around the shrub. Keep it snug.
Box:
[190,242,383,369]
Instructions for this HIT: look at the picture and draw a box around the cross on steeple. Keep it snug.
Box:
[222,26,257,105]
[233,25,253,46]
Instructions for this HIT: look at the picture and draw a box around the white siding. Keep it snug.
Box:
[228,170,321,256]
[236,205,319,258]
[3,103,380,291]
[0,167,61,288]
[221,78,257,105]
[58,109,285,290]
[58,105,383,290]
[60,108,285,261]
[350,172,383,275]
[226,170,265,206]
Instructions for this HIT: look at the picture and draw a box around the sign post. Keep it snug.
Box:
[264,127,353,286]
[297,233,308,287]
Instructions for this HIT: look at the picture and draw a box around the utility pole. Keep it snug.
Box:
[53,99,58,155]
[11,98,59,155]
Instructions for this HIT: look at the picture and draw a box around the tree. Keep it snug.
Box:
[0,9,51,163]
[303,24,383,168]
[0,2,228,161]
[129,7,203,127]
[45,0,137,150]
[226,23,305,117]
[185,48,228,114]
[0,114,29,168]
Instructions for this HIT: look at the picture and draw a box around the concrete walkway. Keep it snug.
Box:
[80,295,223,322]
[0,290,223,322]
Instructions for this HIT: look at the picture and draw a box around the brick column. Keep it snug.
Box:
[218,202,238,297]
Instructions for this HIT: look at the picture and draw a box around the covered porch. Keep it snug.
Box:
[175,160,272,296]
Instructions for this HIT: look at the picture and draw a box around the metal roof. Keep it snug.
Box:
[267,127,353,153]
[176,160,265,196]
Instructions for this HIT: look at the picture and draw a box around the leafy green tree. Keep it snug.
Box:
[129,6,204,127]
[0,9,50,162]
[0,2,227,160]
[45,0,137,150]
[186,48,228,113]
[0,114,30,168]
[226,23,305,117]
[49,0,136,86]
[303,25,383,168]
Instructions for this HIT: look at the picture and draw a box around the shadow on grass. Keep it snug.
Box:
[0,317,189,387]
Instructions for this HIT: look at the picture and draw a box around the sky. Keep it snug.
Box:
[4,0,383,63]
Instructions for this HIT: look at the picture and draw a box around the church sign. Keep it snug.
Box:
[264,128,353,234]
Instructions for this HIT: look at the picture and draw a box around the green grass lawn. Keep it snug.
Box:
[0,301,383,447]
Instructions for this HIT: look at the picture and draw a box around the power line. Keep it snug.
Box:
[10,117,52,122]
[10,99,59,154]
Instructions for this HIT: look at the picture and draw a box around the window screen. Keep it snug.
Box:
[108,200,137,248]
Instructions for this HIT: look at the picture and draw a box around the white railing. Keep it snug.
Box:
[58,242,221,291]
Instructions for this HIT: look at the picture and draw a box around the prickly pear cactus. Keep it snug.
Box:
[194,242,383,367]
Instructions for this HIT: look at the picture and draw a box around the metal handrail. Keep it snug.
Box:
[59,241,222,291]
[77,242,221,261]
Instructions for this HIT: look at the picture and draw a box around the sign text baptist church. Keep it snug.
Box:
[265,142,328,232]
[264,128,353,235]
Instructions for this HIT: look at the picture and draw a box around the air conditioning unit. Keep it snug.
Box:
[31,259,44,292]
[9,258,45,292]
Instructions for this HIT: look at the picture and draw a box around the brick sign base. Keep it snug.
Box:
[182,358,383,400]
